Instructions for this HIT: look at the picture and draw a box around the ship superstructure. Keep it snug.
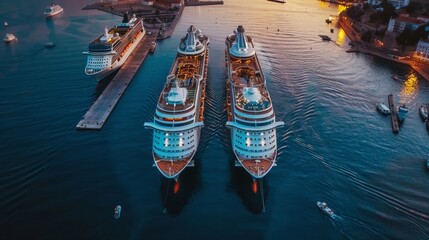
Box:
[144,25,209,180]
[225,25,284,179]
[83,13,145,80]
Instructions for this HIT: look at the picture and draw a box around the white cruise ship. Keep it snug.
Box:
[225,25,284,179]
[144,25,209,180]
[83,13,145,80]
[44,3,63,17]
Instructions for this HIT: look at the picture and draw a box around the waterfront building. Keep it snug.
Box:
[415,38,429,62]
[142,0,155,6]
[155,0,182,9]
[367,0,382,6]
[387,15,425,33]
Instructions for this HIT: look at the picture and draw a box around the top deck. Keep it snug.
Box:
[157,51,206,113]
[88,16,143,52]
[226,34,272,113]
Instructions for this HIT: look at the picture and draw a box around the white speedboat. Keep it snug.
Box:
[419,105,428,121]
[317,201,334,217]
[114,205,121,219]
[45,42,56,47]
[377,103,390,115]
[4,21,8,27]
[44,3,63,17]
[3,33,16,42]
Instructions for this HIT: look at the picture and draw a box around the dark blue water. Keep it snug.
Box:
[1,0,429,239]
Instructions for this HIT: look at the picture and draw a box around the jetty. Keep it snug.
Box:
[388,94,399,134]
[185,0,224,6]
[76,32,158,130]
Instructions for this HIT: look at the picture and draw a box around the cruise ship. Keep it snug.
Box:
[144,25,209,180]
[83,13,145,80]
[44,3,63,17]
[225,26,284,179]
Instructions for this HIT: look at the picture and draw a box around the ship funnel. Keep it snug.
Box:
[122,12,129,23]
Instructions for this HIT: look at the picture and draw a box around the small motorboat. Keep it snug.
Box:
[317,201,334,217]
[319,35,331,41]
[149,41,156,53]
[419,105,428,121]
[3,33,16,43]
[391,73,406,81]
[397,104,409,122]
[114,205,121,219]
[4,21,8,27]
[377,103,391,115]
[45,42,56,47]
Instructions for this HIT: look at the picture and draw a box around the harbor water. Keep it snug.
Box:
[0,0,428,239]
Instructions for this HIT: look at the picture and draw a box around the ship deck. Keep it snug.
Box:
[238,150,277,178]
[154,151,195,178]
[226,36,273,115]
[157,51,206,112]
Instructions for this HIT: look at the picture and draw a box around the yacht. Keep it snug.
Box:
[83,13,145,80]
[317,201,334,217]
[3,33,16,43]
[144,25,209,180]
[44,3,63,17]
[225,26,284,179]
[377,103,390,115]
[319,35,331,41]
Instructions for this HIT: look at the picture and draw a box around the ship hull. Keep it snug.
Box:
[153,128,201,180]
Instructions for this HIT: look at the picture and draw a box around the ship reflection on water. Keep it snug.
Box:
[160,162,201,215]
[230,162,269,214]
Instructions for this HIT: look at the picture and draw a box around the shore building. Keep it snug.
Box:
[415,38,429,62]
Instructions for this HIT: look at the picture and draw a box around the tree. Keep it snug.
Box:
[380,1,396,24]
[396,29,419,45]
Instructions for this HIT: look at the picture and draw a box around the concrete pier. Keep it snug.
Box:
[76,32,158,130]
[388,94,399,134]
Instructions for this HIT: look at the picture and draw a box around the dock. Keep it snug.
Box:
[76,32,158,130]
[388,94,399,134]
[185,0,224,6]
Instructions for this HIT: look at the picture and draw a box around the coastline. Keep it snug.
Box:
[338,12,429,81]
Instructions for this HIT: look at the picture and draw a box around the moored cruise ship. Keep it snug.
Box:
[144,25,209,180]
[83,13,145,80]
[225,25,284,179]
